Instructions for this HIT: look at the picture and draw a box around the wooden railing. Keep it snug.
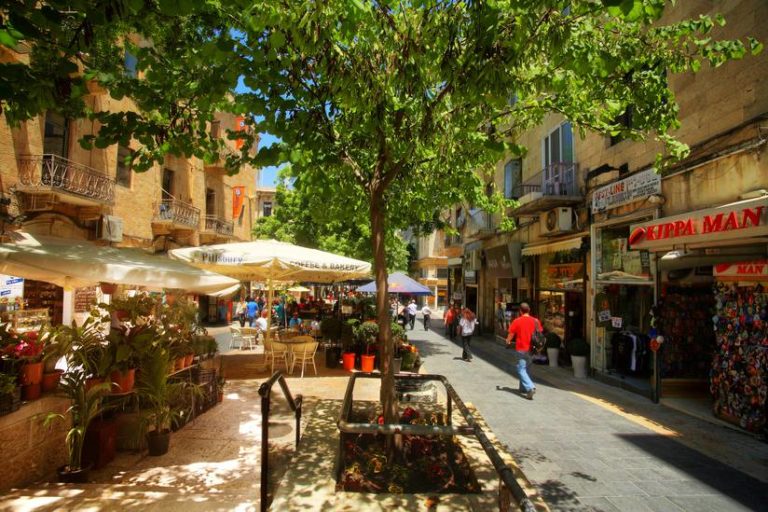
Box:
[17,154,116,204]
[153,199,201,229]
[203,215,234,237]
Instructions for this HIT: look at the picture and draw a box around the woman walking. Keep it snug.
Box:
[459,308,478,362]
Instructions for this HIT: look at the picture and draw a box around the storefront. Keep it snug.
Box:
[484,243,522,338]
[523,235,587,344]
[629,196,768,432]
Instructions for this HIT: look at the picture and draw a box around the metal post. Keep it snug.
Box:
[261,390,270,512]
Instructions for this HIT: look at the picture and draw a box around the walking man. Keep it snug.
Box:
[421,303,432,331]
[444,305,455,338]
[459,308,478,361]
[506,303,540,400]
[407,299,418,330]
[246,296,259,327]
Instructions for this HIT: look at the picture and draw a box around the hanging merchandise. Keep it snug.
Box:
[710,281,768,433]
[658,286,715,379]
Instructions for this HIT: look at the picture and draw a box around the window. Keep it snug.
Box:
[162,169,175,200]
[116,145,133,188]
[263,201,273,217]
[43,111,69,157]
[437,268,448,279]
[206,188,216,215]
[210,120,221,139]
[504,159,522,199]
[124,51,138,78]
[610,107,633,146]
[543,122,573,168]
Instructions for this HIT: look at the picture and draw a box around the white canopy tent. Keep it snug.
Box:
[0,233,241,295]
[169,239,372,337]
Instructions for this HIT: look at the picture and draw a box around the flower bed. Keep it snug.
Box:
[337,405,480,494]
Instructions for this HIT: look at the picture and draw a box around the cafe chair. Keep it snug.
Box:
[264,336,291,373]
[229,324,245,350]
[288,336,319,378]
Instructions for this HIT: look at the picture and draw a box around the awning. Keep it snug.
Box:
[521,235,586,256]
[0,233,241,294]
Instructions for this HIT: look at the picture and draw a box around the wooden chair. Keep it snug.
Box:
[263,336,291,373]
[288,336,319,378]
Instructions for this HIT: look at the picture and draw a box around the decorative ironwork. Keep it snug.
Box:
[203,214,234,237]
[153,199,201,229]
[17,154,116,204]
[513,162,580,198]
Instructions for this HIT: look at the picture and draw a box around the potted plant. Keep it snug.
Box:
[15,331,45,400]
[355,321,379,373]
[41,325,70,392]
[108,294,157,323]
[320,317,342,368]
[391,322,407,373]
[567,338,590,378]
[136,345,192,456]
[545,330,562,369]
[0,371,21,415]
[216,376,226,403]
[400,344,422,372]
[44,369,112,483]
[340,319,358,371]
[55,314,111,391]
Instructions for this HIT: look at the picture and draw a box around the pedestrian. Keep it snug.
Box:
[444,305,455,338]
[421,303,432,331]
[451,304,460,339]
[505,302,541,400]
[235,298,247,327]
[407,299,418,330]
[459,308,478,361]
[246,296,259,327]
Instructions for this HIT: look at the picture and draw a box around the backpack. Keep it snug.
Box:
[530,320,545,353]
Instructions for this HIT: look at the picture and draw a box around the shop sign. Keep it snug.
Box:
[0,275,24,299]
[591,169,661,213]
[629,197,768,250]
[464,270,477,285]
[714,260,768,279]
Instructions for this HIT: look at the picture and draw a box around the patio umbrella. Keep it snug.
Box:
[287,285,311,293]
[0,232,241,295]
[169,239,372,336]
[356,272,433,295]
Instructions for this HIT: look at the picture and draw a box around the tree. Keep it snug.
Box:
[252,172,410,271]
[2,1,760,429]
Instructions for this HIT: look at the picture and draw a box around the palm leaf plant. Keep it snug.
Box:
[44,369,112,482]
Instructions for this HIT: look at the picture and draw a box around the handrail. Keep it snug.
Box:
[338,373,537,512]
[258,371,303,512]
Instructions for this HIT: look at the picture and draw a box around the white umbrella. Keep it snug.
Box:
[288,285,311,293]
[0,232,240,295]
[169,239,372,337]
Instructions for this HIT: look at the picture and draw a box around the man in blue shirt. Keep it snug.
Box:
[246,297,259,327]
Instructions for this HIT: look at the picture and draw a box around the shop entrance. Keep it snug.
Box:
[465,285,478,315]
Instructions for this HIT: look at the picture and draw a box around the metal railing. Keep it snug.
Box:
[17,154,116,204]
[513,162,580,198]
[203,214,234,236]
[259,372,303,512]
[338,373,537,512]
[153,199,201,228]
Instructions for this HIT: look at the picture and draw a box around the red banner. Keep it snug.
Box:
[234,116,246,150]
[233,186,245,220]
[714,260,768,280]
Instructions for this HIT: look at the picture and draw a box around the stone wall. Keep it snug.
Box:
[0,395,70,492]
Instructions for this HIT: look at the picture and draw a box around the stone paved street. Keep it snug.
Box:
[408,316,768,512]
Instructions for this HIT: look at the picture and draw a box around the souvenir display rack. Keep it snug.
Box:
[23,279,63,325]
[710,281,768,433]
[658,285,715,379]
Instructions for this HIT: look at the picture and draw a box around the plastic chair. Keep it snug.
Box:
[229,325,244,350]
[264,336,291,373]
[289,336,319,378]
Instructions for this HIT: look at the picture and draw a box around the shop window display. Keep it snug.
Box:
[597,226,651,280]
[595,283,653,374]
[658,285,715,379]
[710,282,768,433]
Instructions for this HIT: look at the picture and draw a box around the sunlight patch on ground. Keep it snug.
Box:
[570,391,681,437]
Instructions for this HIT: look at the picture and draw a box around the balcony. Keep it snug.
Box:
[510,163,582,215]
[16,154,116,207]
[201,214,234,240]
[152,199,201,232]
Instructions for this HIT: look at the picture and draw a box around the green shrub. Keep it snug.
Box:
[567,338,590,357]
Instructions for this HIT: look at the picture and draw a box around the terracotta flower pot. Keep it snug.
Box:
[174,358,185,372]
[20,361,44,385]
[85,377,105,393]
[42,369,64,392]
[115,310,130,321]
[342,352,356,371]
[110,368,136,394]
[22,383,41,401]
[360,354,375,373]
[184,354,194,367]
[99,282,117,295]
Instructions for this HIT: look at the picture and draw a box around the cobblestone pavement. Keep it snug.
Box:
[407,316,768,512]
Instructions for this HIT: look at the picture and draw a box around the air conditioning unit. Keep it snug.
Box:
[540,207,573,236]
[100,215,124,242]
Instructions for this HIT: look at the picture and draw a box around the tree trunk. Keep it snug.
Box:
[370,195,397,426]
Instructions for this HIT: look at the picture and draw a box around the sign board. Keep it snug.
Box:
[592,169,661,213]
[0,275,24,300]
[464,270,477,285]
[74,287,99,313]
[629,197,768,251]
[714,260,768,280]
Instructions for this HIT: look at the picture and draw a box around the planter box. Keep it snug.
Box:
[0,387,21,415]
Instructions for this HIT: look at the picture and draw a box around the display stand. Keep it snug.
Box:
[2,308,50,332]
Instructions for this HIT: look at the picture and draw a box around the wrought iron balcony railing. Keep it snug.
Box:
[512,162,580,199]
[17,154,116,204]
[203,214,234,237]
[153,199,201,229]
